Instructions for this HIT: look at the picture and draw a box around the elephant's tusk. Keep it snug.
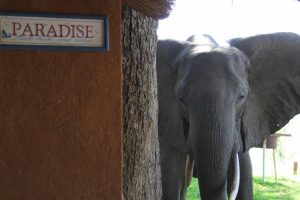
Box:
[184,154,194,187]
[228,154,240,200]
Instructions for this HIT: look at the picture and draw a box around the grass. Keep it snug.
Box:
[187,178,200,199]
[187,177,300,200]
[253,177,300,200]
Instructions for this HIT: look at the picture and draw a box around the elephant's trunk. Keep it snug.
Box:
[189,109,238,200]
[184,154,194,187]
[184,153,240,200]
[228,154,240,200]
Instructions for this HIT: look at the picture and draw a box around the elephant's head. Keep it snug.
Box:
[157,32,300,200]
[157,40,250,199]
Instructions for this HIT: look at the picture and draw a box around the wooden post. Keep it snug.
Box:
[273,149,277,182]
[262,140,266,183]
[294,162,298,175]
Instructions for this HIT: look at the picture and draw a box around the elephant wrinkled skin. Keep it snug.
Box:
[157,32,300,200]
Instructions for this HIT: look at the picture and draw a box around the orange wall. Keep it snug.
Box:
[0,1,122,199]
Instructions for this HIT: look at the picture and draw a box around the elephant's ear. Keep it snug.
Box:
[156,40,190,151]
[230,32,300,151]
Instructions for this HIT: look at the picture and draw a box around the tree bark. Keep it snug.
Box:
[122,5,161,200]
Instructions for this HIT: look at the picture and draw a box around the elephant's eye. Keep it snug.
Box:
[238,94,246,102]
[239,94,245,99]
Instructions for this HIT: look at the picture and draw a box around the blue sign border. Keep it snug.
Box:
[0,12,109,52]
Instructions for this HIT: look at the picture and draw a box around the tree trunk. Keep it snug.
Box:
[122,5,161,200]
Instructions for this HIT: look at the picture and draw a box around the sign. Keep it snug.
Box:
[0,12,109,51]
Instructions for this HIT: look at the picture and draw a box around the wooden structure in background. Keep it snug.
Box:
[0,0,174,199]
[0,1,122,199]
[123,0,174,19]
[262,133,291,183]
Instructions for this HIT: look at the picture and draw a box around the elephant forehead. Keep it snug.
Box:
[187,56,240,80]
[176,47,249,94]
[187,50,248,79]
[177,67,248,100]
[176,73,238,101]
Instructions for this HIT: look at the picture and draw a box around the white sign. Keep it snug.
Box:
[0,13,109,51]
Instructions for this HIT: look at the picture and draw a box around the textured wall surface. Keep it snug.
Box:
[0,1,122,199]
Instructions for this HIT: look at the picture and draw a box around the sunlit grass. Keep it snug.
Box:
[187,178,200,199]
[253,177,300,200]
[187,177,300,200]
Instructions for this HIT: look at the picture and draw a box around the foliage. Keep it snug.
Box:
[187,177,300,200]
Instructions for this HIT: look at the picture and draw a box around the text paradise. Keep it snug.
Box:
[11,22,95,39]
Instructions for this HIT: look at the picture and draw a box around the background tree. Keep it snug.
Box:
[121,1,173,199]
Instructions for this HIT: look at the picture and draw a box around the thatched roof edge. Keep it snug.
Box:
[123,0,175,20]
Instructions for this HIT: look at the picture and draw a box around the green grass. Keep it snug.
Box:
[187,177,300,200]
[253,177,300,200]
[186,178,200,199]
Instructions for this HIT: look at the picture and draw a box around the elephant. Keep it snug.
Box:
[157,38,250,200]
[156,32,300,200]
